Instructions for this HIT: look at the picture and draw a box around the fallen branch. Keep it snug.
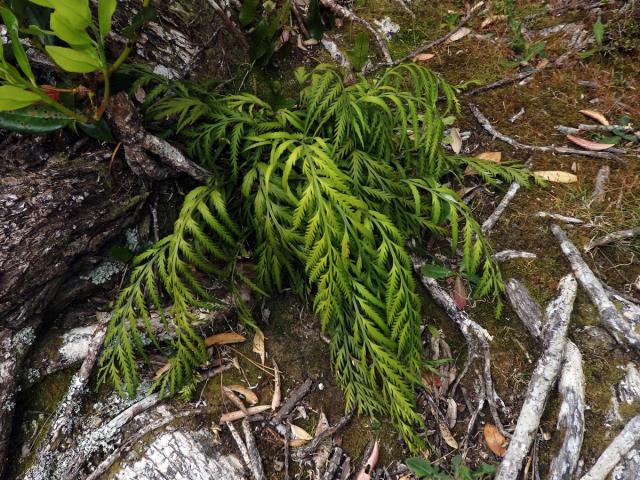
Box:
[470,104,624,162]
[552,224,640,352]
[293,409,355,459]
[505,279,543,339]
[219,405,271,424]
[580,416,640,480]
[536,212,584,224]
[481,182,520,235]
[556,124,640,142]
[494,250,537,262]
[585,227,640,252]
[272,378,314,425]
[413,256,507,436]
[242,418,267,480]
[227,421,256,479]
[319,0,392,63]
[495,274,578,480]
[322,447,343,480]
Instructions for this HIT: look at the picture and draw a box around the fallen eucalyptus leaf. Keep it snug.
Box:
[450,127,462,153]
[447,27,472,43]
[566,134,615,151]
[413,53,435,62]
[475,151,502,162]
[205,332,247,347]
[290,424,313,441]
[252,330,265,364]
[228,384,259,405]
[580,109,609,126]
[483,423,507,456]
[533,171,578,183]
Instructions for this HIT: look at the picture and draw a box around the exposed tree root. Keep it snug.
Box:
[506,278,585,480]
[470,104,624,162]
[413,257,508,436]
[496,275,578,480]
[580,416,640,480]
[552,224,640,352]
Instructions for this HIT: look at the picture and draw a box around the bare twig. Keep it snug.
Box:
[272,378,314,425]
[481,182,521,234]
[470,104,623,162]
[319,0,392,63]
[585,227,640,252]
[219,405,271,424]
[293,409,355,459]
[580,416,640,480]
[495,275,578,480]
[536,212,584,224]
[556,124,640,142]
[322,447,344,480]
[590,165,610,207]
[494,250,537,261]
[242,418,266,480]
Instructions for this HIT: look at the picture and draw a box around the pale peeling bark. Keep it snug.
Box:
[580,416,640,480]
[481,182,520,235]
[505,277,585,480]
[496,274,578,480]
[113,429,246,480]
[552,224,640,352]
[612,447,640,480]
[494,250,537,262]
[548,341,585,480]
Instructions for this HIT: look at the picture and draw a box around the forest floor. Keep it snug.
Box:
[7,0,640,479]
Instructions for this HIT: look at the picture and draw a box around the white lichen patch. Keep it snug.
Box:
[81,260,125,285]
[59,325,97,365]
[373,17,400,40]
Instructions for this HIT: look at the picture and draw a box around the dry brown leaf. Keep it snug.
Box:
[533,171,578,183]
[422,372,442,391]
[315,411,330,436]
[483,424,507,456]
[290,423,314,441]
[153,361,171,380]
[452,276,467,309]
[447,27,472,43]
[536,58,550,68]
[252,330,265,364]
[475,151,502,163]
[480,14,507,28]
[223,386,248,414]
[450,128,462,154]
[271,360,281,410]
[566,134,615,151]
[356,440,379,480]
[580,109,609,126]
[413,53,435,62]
[288,438,309,447]
[228,384,259,405]
[446,398,458,429]
[204,332,247,347]
[303,38,319,46]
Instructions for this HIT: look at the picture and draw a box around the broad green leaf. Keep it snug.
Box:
[79,118,115,142]
[238,0,259,26]
[0,104,71,132]
[28,0,54,7]
[0,7,36,83]
[98,0,117,38]
[49,0,91,30]
[45,45,102,73]
[420,263,453,279]
[593,19,605,46]
[51,10,93,45]
[0,85,40,111]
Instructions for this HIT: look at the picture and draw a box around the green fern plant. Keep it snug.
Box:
[99,63,529,450]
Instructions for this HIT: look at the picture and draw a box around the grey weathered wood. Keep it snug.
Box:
[581,416,640,480]
[481,182,520,235]
[496,274,577,480]
[552,224,640,352]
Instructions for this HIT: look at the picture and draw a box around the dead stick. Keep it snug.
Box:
[589,165,610,207]
[580,415,640,480]
[495,275,578,480]
[585,227,640,252]
[552,224,640,352]
[319,0,392,63]
[293,409,355,459]
[227,421,257,479]
[470,104,624,162]
[494,250,537,262]
[272,378,313,424]
[481,182,520,235]
[556,124,640,141]
[242,418,266,480]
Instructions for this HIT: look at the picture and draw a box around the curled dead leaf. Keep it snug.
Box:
[271,360,281,410]
[252,330,265,364]
[218,405,271,423]
[223,386,248,414]
[475,151,502,163]
[452,276,467,309]
[483,423,507,456]
[533,171,578,183]
[288,438,309,447]
[205,332,247,347]
[580,109,609,126]
[566,134,615,151]
[356,440,379,480]
[413,53,435,62]
[480,14,507,28]
[153,361,171,380]
[228,384,259,405]
[290,423,313,441]
[446,27,472,43]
